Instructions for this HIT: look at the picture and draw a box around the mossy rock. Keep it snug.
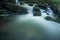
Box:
[33,7,41,16]
[33,7,40,12]
[35,3,48,10]
[54,17,60,23]
[45,16,60,23]
[28,3,33,6]
[5,3,28,15]
[45,16,53,21]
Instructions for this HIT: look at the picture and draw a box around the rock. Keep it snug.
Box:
[45,16,53,21]
[33,11,41,16]
[5,3,28,15]
[33,7,41,16]
[45,16,60,23]
[35,3,48,10]
[0,9,11,16]
[20,2,25,5]
[33,7,40,12]
[50,4,60,17]
[54,17,60,23]
[0,10,4,15]
[28,3,33,6]
[0,0,16,4]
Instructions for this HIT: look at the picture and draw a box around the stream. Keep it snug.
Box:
[1,0,60,40]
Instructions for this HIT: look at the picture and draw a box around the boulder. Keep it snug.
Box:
[28,3,33,6]
[33,7,41,16]
[33,7,40,11]
[50,4,60,17]
[35,3,48,10]
[33,11,41,16]
[45,16,60,23]
[45,16,53,21]
[55,17,60,23]
[5,3,28,15]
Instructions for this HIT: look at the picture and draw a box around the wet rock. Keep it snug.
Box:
[33,7,41,16]
[33,7,40,11]
[0,0,16,9]
[45,16,53,21]
[33,11,41,16]
[0,0,28,15]
[20,2,25,5]
[0,0,16,4]
[28,3,33,6]
[0,9,11,16]
[54,17,60,23]
[35,3,48,10]
[45,16,60,23]
[49,4,60,17]
[5,3,28,15]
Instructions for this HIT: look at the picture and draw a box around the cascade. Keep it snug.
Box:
[15,0,19,4]
[3,2,60,40]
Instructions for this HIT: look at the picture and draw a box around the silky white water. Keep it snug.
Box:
[15,0,19,4]
[4,0,60,40]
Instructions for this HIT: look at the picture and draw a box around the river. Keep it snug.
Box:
[1,0,60,40]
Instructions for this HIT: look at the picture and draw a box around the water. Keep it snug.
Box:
[40,7,54,18]
[15,0,19,4]
[2,1,60,40]
[21,4,35,16]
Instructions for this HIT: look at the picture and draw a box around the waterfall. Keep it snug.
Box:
[21,3,54,18]
[15,1,54,18]
[40,7,54,18]
[21,4,35,16]
[40,9,48,17]
[47,7,54,18]
[3,3,60,40]
[16,4,60,39]
[15,0,19,4]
